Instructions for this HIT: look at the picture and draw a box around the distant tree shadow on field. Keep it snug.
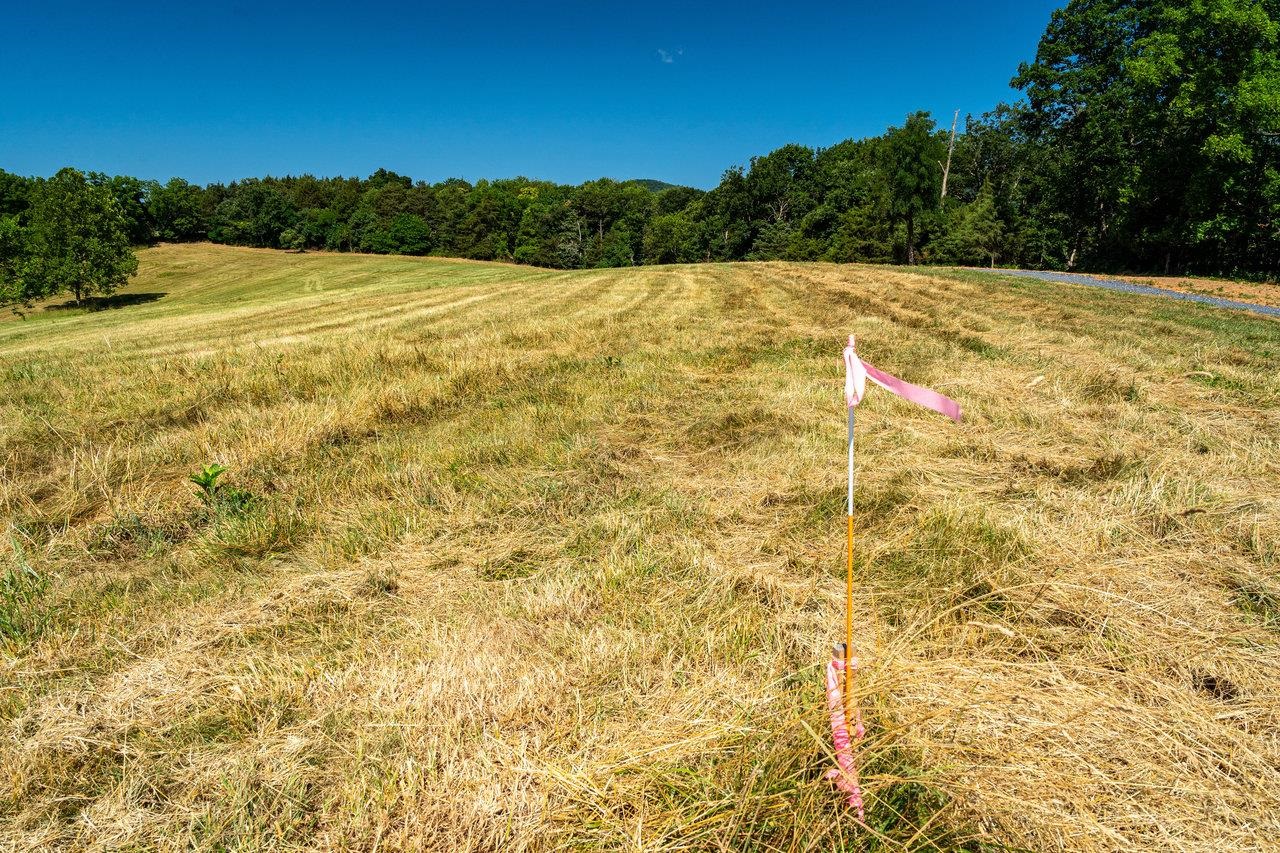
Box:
[46,292,167,312]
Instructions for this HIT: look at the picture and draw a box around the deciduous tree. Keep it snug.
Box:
[24,168,138,305]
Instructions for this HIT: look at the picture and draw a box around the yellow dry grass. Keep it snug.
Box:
[1106,274,1280,310]
[2,243,1279,851]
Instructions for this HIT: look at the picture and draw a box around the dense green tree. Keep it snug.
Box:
[826,206,896,263]
[23,168,138,305]
[514,200,570,266]
[747,144,817,229]
[295,207,337,249]
[460,180,520,260]
[574,179,626,249]
[149,178,208,241]
[1015,0,1280,273]
[288,174,340,211]
[700,168,752,260]
[279,227,305,252]
[429,179,471,256]
[928,182,1004,266]
[596,225,638,267]
[0,215,27,309]
[366,168,413,191]
[384,214,432,255]
[607,184,655,266]
[0,170,31,217]
[556,211,587,268]
[654,185,703,215]
[885,112,944,264]
[326,222,355,252]
[642,212,697,264]
[210,181,299,248]
[747,221,799,261]
[99,174,154,245]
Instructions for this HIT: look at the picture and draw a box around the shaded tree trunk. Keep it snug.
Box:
[906,215,916,265]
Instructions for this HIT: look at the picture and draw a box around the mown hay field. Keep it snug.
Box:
[2,243,1279,851]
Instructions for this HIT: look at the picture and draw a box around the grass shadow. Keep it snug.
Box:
[45,292,167,312]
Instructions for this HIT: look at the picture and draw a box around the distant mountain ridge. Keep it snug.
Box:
[625,179,684,192]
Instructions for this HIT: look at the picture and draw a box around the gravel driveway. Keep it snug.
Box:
[993,269,1280,319]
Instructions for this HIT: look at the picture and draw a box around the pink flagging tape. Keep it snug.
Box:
[843,340,868,407]
[863,361,963,422]
[842,335,962,422]
[825,657,866,821]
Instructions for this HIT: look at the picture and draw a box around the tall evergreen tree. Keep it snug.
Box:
[886,112,943,264]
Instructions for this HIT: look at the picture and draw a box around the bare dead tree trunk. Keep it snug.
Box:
[940,109,959,201]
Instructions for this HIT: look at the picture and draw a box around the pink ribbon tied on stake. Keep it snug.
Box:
[826,657,866,817]
[842,335,962,422]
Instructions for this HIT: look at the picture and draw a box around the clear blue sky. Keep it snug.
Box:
[3,1,1061,189]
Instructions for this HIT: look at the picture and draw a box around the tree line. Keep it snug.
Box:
[2,0,1277,310]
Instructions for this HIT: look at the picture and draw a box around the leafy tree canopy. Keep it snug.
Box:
[23,167,138,305]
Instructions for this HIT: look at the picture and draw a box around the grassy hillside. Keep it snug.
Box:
[2,244,1279,851]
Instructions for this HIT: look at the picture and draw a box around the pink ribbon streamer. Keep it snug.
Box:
[825,657,865,821]
[843,335,962,423]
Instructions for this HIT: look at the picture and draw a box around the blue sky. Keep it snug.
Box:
[2,1,1061,189]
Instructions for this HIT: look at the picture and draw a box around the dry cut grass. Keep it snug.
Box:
[2,243,1279,851]
[1107,273,1280,309]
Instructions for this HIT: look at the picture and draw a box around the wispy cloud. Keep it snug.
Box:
[657,48,682,64]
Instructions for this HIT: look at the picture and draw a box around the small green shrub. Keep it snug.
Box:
[190,463,258,518]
